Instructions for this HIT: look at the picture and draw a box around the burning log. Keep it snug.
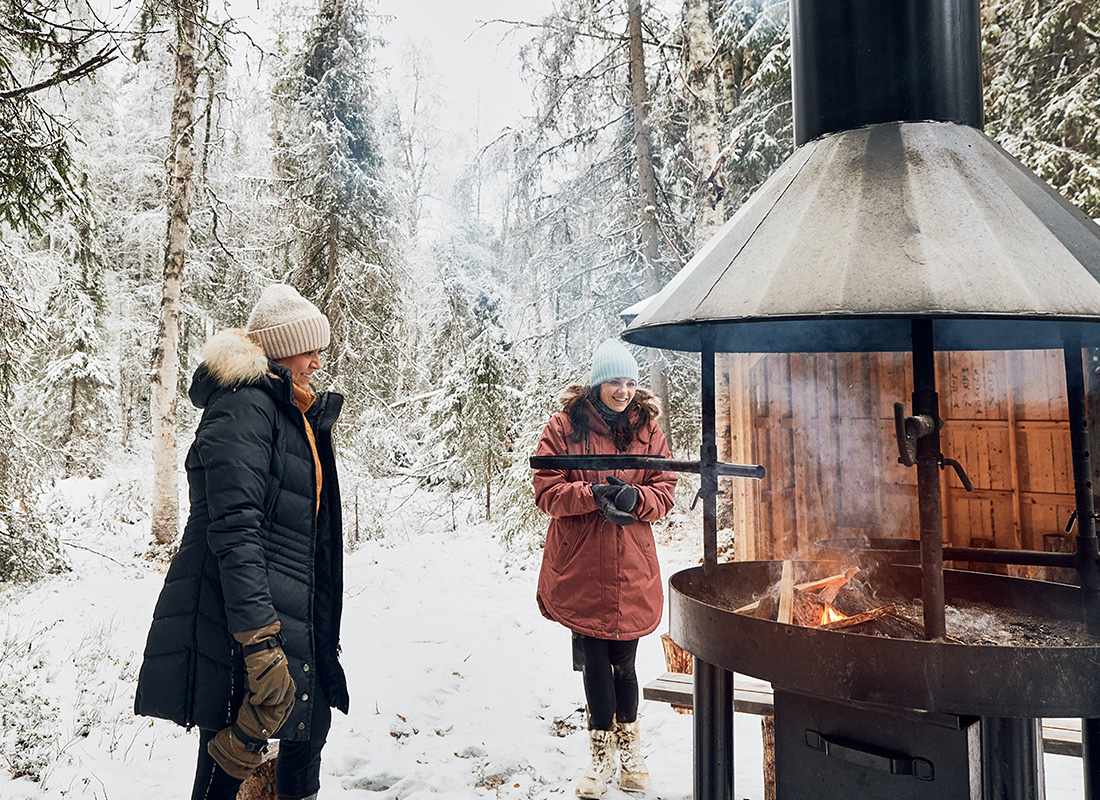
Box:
[734,567,861,615]
[819,603,896,630]
[777,561,794,624]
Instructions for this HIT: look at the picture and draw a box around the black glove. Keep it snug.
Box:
[592,482,637,526]
[606,476,639,512]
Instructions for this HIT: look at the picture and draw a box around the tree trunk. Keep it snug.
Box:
[151,0,199,545]
[684,0,726,245]
[627,0,670,443]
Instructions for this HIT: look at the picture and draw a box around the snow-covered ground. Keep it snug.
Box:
[0,470,1087,799]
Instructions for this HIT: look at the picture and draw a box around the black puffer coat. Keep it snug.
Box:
[134,329,349,739]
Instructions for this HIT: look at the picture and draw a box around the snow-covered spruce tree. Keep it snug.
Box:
[0,245,66,582]
[709,0,793,206]
[0,248,43,511]
[433,329,516,523]
[0,0,118,236]
[25,213,113,477]
[983,0,1100,215]
[274,0,401,414]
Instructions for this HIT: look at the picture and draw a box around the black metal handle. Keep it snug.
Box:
[893,402,914,466]
[804,730,934,781]
[893,403,936,468]
[939,456,974,491]
[528,455,766,480]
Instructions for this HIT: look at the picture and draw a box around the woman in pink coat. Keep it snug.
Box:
[533,338,677,798]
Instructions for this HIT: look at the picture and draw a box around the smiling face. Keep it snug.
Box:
[275,348,323,388]
[599,377,637,413]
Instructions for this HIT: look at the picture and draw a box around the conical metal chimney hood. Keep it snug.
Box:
[622,0,1100,353]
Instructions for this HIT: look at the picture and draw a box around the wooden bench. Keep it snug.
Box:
[643,672,1084,758]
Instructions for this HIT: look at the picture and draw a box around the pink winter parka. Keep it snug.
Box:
[534,387,678,640]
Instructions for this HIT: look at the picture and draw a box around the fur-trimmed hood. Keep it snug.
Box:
[558,383,660,421]
[201,328,270,386]
[188,328,282,409]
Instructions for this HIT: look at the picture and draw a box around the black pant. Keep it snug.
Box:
[191,697,332,800]
[573,633,640,730]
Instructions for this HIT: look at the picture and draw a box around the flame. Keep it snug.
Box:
[820,604,847,625]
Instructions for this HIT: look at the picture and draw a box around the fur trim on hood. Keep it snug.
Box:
[558,383,660,421]
[201,328,271,387]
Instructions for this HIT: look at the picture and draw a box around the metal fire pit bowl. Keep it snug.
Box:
[670,561,1100,718]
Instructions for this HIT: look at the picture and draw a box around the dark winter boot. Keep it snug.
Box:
[575,728,617,798]
[615,719,651,791]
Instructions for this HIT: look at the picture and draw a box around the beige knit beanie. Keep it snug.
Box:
[245,284,331,360]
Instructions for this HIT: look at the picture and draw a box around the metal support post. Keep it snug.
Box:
[701,330,719,582]
[912,319,947,640]
[693,657,734,800]
[981,717,1045,800]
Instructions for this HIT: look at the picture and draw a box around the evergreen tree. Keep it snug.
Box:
[0,245,42,511]
[0,0,118,234]
[710,0,792,206]
[27,214,113,476]
[275,0,401,405]
[983,0,1100,215]
[427,328,517,523]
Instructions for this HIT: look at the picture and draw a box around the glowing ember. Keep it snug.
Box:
[820,604,847,625]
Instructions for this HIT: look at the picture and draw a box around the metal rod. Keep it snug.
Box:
[942,547,1078,569]
[528,455,765,479]
[1083,718,1100,800]
[702,330,719,582]
[980,717,1045,800]
[1063,327,1100,634]
[693,657,734,800]
[912,319,947,640]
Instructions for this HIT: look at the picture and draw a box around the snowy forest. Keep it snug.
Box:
[1,0,1100,793]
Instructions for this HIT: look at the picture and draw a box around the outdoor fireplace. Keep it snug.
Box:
[615,0,1100,799]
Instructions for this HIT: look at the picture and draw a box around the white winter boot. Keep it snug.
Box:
[615,719,651,792]
[575,728,617,798]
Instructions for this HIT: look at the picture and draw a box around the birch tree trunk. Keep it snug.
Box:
[627,0,670,442]
[685,0,756,552]
[151,0,200,545]
[684,0,726,244]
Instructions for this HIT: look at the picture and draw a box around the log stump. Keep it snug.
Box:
[238,757,278,800]
[762,714,776,800]
[660,634,693,715]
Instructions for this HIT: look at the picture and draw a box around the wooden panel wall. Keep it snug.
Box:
[729,349,1075,566]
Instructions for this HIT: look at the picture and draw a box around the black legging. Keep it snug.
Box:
[573,633,640,730]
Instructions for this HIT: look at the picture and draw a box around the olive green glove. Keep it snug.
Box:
[236,621,296,709]
[207,725,266,780]
[207,622,297,780]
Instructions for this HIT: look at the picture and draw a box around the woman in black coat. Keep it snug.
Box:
[135,284,348,800]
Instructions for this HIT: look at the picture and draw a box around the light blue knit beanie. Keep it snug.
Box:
[590,338,639,387]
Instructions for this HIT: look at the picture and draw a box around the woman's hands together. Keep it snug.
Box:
[591,476,639,526]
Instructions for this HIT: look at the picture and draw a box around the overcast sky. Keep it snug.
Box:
[373,0,552,140]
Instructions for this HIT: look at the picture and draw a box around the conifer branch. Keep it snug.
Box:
[0,46,118,99]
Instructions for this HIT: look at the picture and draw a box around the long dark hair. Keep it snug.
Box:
[560,384,659,452]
